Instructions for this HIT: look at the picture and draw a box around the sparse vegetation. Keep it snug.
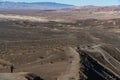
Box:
[39,56,44,60]
[0,9,120,80]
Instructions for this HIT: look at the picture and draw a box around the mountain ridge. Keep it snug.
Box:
[0,2,74,10]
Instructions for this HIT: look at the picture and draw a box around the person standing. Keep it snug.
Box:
[10,64,14,73]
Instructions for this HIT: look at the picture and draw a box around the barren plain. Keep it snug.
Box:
[0,8,120,80]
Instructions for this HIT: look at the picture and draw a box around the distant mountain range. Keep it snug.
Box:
[0,2,120,11]
[0,2,74,10]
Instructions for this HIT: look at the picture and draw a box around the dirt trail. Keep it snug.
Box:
[97,47,120,71]
[81,45,120,72]
[116,48,120,53]
[59,47,80,80]
[79,44,120,78]
[0,72,27,80]
[12,47,80,80]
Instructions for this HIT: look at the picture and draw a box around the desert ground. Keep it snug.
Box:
[0,9,120,80]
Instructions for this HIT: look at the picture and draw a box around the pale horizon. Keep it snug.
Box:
[0,0,120,6]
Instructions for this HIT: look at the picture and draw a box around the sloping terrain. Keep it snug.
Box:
[0,13,119,80]
[78,44,120,80]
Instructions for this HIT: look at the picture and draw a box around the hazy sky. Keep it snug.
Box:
[1,0,120,6]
